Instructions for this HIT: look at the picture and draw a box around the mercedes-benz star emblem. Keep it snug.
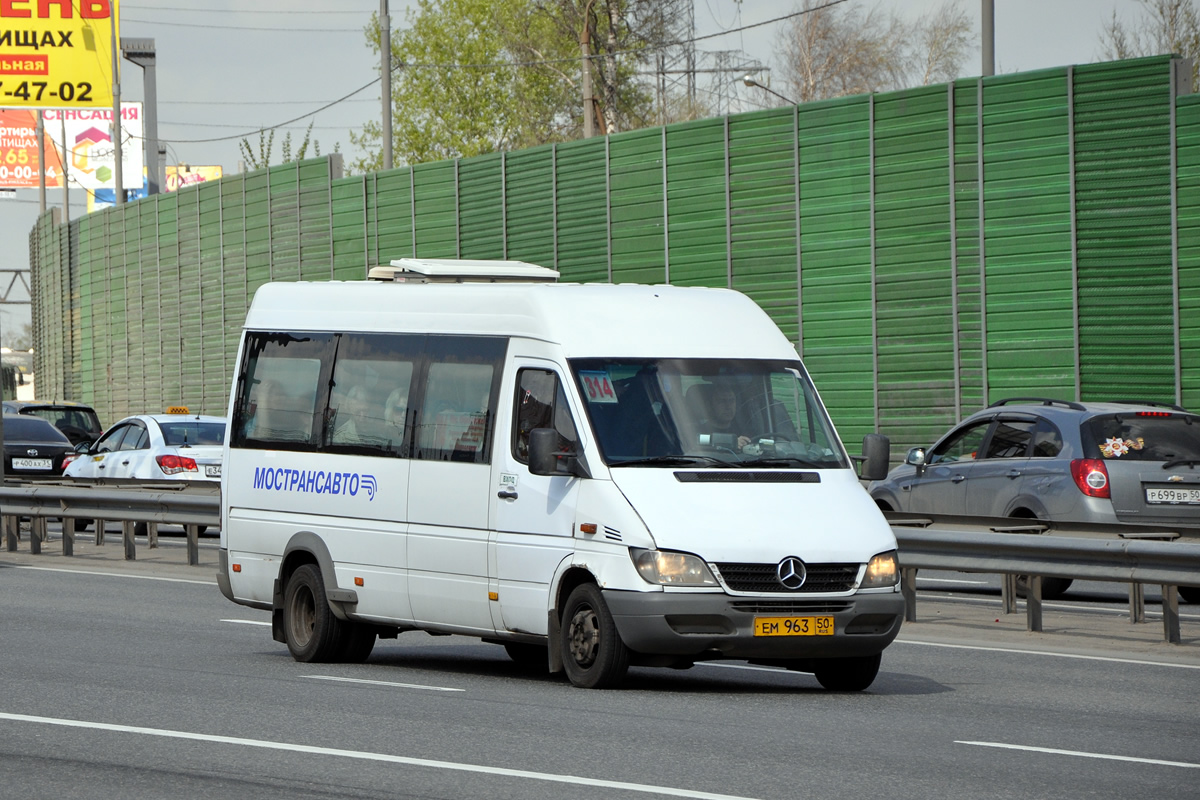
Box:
[776,556,806,590]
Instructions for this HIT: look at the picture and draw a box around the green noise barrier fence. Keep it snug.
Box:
[28,55,1200,455]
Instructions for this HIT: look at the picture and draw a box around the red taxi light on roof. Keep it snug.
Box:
[156,454,198,475]
[1070,458,1110,499]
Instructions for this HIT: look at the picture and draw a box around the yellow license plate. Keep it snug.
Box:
[753,616,834,636]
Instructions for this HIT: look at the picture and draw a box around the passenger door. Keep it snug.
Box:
[488,362,581,637]
[905,418,993,515]
[963,416,1036,516]
[406,336,506,634]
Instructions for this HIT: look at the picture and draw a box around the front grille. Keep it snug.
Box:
[715,562,859,593]
[729,599,853,614]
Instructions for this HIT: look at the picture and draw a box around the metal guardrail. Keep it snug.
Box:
[1,482,1197,642]
[0,480,219,566]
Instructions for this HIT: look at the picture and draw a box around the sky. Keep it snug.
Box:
[0,0,1147,343]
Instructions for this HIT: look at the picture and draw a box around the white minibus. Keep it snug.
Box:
[218,259,903,690]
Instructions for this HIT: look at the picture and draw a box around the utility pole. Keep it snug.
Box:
[982,0,994,77]
[111,9,123,205]
[581,0,596,138]
[381,0,393,170]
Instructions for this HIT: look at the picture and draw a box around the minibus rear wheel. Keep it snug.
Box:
[813,653,881,692]
[283,564,343,662]
[560,583,629,689]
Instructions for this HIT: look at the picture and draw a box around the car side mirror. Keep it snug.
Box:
[74,441,91,455]
[905,447,927,470]
[859,433,890,481]
[529,428,590,478]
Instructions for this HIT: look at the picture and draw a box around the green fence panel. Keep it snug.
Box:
[413,161,457,257]
[1075,56,1177,404]
[665,117,727,288]
[1178,92,1200,409]
[609,127,666,284]
[505,146,555,267]
[953,80,984,417]
[374,167,415,266]
[797,95,874,444]
[874,85,956,449]
[555,137,609,282]
[331,176,368,278]
[729,108,800,342]
[982,67,1075,401]
[458,152,504,260]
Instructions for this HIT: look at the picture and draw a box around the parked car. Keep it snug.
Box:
[2,413,75,479]
[2,400,104,447]
[64,411,226,482]
[870,398,1200,601]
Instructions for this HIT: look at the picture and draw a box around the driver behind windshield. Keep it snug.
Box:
[704,382,752,451]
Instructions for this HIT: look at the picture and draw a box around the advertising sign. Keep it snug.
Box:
[0,103,142,190]
[0,0,118,108]
[166,165,223,192]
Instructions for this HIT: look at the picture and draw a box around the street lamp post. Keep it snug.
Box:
[742,74,796,106]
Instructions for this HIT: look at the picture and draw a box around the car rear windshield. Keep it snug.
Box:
[160,421,226,446]
[3,415,70,442]
[1082,413,1200,461]
[23,406,103,435]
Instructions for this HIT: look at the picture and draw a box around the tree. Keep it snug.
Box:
[1099,0,1200,85]
[775,0,974,104]
[239,122,338,171]
[351,0,688,171]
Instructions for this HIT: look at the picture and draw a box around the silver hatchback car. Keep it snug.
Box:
[870,398,1200,599]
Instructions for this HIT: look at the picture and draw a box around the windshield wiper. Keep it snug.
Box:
[1163,459,1200,470]
[739,457,825,469]
[613,455,737,468]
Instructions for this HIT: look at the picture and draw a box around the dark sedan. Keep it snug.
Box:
[2,414,74,479]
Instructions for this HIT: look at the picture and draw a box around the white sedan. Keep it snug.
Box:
[65,412,226,482]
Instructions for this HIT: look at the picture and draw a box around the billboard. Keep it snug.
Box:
[0,102,142,190]
[0,0,118,108]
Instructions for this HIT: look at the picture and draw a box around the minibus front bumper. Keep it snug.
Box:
[602,589,904,660]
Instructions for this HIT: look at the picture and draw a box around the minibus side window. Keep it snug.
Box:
[513,369,580,463]
[322,333,420,457]
[412,336,506,464]
[232,332,334,450]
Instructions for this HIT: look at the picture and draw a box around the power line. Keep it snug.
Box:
[125,4,373,13]
[121,17,363,32]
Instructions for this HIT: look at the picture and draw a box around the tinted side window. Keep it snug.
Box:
[929,420,990,464]
[1030,418,1063,457]
[1082,413,1200,461]
[323,333,420,457]
[984,419,1035,459]
[95,424,131,453]
[413,336,506,464]
[232,333,334,450]
[121,424,150,451]
[513,369,580,463]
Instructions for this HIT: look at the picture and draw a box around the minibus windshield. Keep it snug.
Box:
[570,358,849,469]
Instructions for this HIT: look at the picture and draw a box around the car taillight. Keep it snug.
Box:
[156,454,198,475]
[60,454,78,470]
[1070,458,1110,498]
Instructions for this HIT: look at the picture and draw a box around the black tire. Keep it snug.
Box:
[197,525,208,536]
[1179,585,1200,604]
[560,583,629,689]
[813,653,881,692]
[133,521,148,538]
[1016,575,1074,600]
[283,564,345,663]
[74,518,90,532]
[503,642,548,671]
[336,623,377,663]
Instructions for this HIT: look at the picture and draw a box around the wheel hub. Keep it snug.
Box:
[567,606,600,667]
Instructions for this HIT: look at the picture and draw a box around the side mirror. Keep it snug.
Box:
[859,433,891,481]
[74,441,91,455]
[529,428,591,478]
[904,447,927,469]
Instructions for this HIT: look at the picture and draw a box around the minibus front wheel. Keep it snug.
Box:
[561,583,630,689]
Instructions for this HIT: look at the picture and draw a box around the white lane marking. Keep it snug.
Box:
[897,639,1200,669]
[3,565,214,586]
[957,740,1200,769]
[303,675,465,693]
[221,619,271,626]
[0,711,761,800]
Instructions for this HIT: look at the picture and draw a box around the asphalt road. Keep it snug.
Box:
[0,533,1197,800]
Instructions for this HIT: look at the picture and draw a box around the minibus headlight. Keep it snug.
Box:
[861,550,899,589]
[630,548,718,587]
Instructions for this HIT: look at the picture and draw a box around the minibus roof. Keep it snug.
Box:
[244,279,798,360]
